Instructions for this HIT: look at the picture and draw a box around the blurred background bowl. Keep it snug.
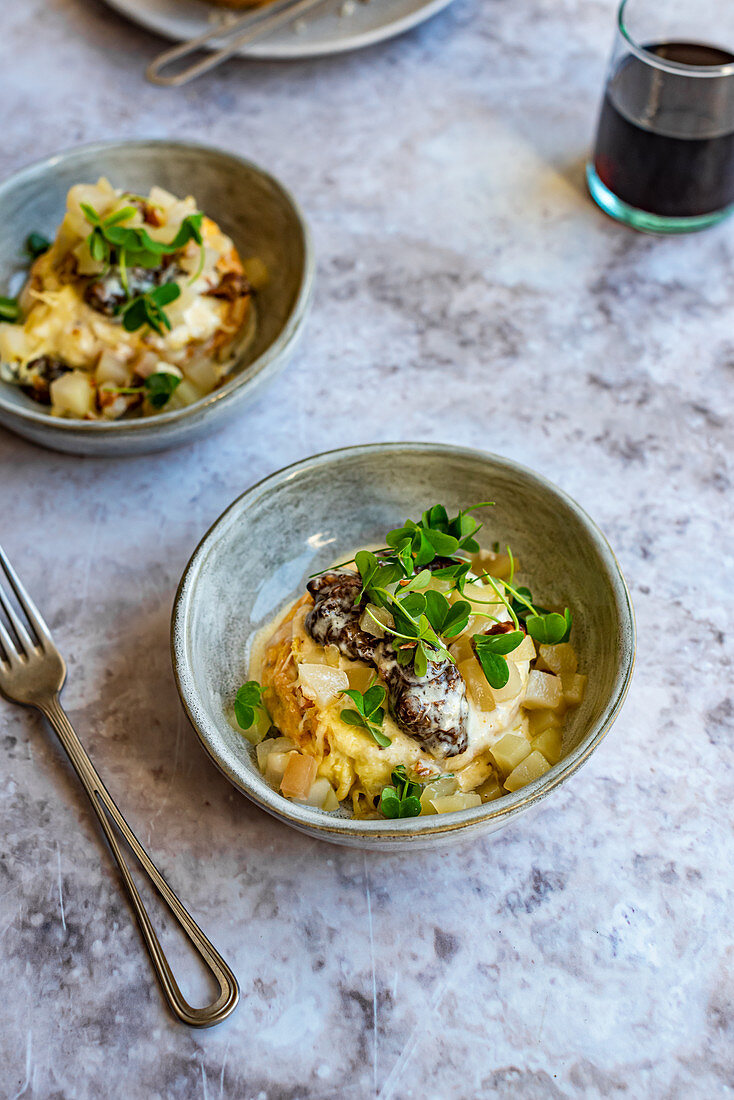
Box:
[0,139,314,455]
[172,443,636,851]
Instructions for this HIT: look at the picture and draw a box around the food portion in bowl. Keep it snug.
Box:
[234,504,587,820]
[0,179,265,419]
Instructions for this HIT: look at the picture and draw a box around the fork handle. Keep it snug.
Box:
[146,0,329,87]
[38,696,239,1027]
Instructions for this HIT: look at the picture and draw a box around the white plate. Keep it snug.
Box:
[103,0,458,60]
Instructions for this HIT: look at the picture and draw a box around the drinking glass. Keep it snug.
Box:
[588,0,734,233]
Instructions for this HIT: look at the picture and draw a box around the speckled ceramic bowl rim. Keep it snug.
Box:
[171,443,636,841]
[0,138,315,435]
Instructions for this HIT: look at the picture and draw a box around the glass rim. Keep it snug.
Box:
[618,0,734,77]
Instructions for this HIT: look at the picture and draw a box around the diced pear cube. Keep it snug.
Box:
[256,737,297,770]
[532,725,563,766]
[538,642,577,676]
[490,733,531,776]
[360,603,392,638]
[50,370,95,418]
[456,757,494,792]
[477,775,504,803]
[421,775,458,798]
[295,776,335,808]
[523,669,564,710]
[527,708,562,738]
[504,751,551,792]
[298,663,349,707]
[280,753,318,799]
[264,750,296,787]
[430,792,482,814]
[242,255,269,290]
[510,634,536,663]
[490,660,523,705]
[450,636,470,664]
[459,658,496,711]
[237,706,271,746]
[322,785,340,811]
[562,672,587,706]
[471,549,518,580]
[347,663,374,694]
[420,776,458,814]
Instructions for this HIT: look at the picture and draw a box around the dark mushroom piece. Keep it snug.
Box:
[20,356,72,405]
[305,569,469,757]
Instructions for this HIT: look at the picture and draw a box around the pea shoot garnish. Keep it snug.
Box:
[80,203,204,328]
[119,282,181,336]
[81,203,203,274]
[144,371,182,409]
[367,587,472,677]
[472,630,525,689]
[526,608,573,645]
[313,502,574,689]
[0,296,20,323]
[234,680,269,731]
[379,766,422,819]
[340,684,391,748]
[385,502,494,569]
[101,371,183,410]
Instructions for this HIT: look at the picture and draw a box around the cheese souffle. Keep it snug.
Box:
[0,179,262,420]
[236,504,587,820]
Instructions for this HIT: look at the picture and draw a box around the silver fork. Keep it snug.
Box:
[0,545,239,1028]
[146,0,330,87]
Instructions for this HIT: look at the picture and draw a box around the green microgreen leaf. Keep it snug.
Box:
[508,584,536,622]
[80,202,102,226]
[0,296,20,323]
[400,568,432,592]
[424,528,460,556]
[473,630,525,688]
[119,281,181,336]
[398,591,427,619]
[355,550,380,603]
[144,371,182,410]
[379,787,401,818]
[234,680,269,731]
[81,204,204,301]
[526,608,572,645]
[25,232,51,261]
[379,765,423,818]
[431,560,472,594]
[340,685,391,748]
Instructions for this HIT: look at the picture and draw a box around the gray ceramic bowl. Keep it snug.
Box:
[0,140,313,456]
[172,443,636,851]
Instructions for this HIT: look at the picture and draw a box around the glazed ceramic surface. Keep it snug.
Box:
[172,443,635,851]
[0,140,313,456]
[103,0,458,60]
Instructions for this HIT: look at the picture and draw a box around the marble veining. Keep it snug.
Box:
[1,0,733,1096]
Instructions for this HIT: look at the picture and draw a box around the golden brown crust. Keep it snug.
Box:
[261,597,320,754]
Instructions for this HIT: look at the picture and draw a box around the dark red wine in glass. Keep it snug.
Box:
[594,43,734,218]
[588,3,734,232]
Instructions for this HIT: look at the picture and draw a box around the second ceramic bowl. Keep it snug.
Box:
[0,140,314,456]
[172,443,636,851]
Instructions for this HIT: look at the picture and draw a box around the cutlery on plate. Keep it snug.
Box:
[0,545,239,1027]
[147,0,330,86]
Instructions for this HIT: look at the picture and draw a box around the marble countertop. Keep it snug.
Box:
[2,1,733,1097]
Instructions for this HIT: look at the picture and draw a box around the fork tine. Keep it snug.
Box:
[0,614,18,664]
[0,581,36,655]
[0,545,53,648]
